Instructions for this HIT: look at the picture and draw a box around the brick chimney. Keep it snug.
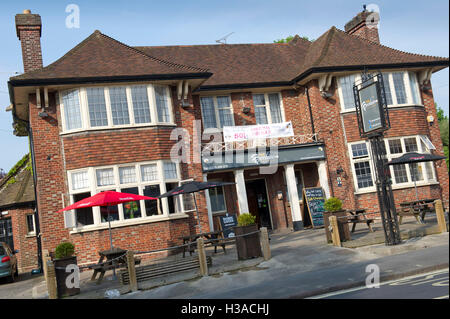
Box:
[344,6,380,44]
[15,9,43,73]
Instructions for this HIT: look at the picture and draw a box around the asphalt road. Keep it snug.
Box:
[310,269,449,299]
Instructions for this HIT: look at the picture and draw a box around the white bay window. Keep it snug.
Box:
[338,71,422,112]
[349,135,437,193]
[60,84,173,133]
[67,160,189,231]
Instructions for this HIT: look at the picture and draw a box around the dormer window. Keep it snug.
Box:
[60,84,174,133]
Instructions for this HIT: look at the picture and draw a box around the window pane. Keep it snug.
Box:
[404,137,418,152]
[163,162,177,179]
[109,87,130,125]
[155,86,170,122]
[62,90,82,130]
[424,162,434,180]
[388,139,403,154]
[86,87,108,127]
[409,72,421,105]
[200,97,217,129]
[143,185,161,216]
[71,171,89,190]
[392,164,408,184]
[166,183,178,214]
[255,106,268,124]
[392,72,407,104]
[382,73,393,105]
[354,161,374,188]
[73,192,94,226]
[217,96,233,127]
[96,168,115,186]
[26,215,35,233]
[131,86,151,124]
[252,94,265,106]
[268,93,283,123]
[121,187,141,219]
[119,166,136,184]
[409,163,424,181]
[210,186,226,212]
[351,143,368,158]
[100,204,119,222]
[140,164,158,182]
[339,75,356,110]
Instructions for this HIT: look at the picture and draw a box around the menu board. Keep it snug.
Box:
[219,214,238,238]
[302,187,326,228]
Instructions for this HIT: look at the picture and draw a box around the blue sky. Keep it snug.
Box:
[0,0,448,172]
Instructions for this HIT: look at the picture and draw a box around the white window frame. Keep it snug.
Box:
[66,160,186,232]
[207,179,227,215]
[338,71,423,113]
[59,84,175,134]
[200,95,234,130]
[26,213,36,236]
[252,92,286,125]
[349,135,438,194]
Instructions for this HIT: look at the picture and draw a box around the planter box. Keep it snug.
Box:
[54,256,80,298]
[323,210,351,243]
[234,225,262,260]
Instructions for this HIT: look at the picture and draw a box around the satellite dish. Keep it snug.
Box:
[216,32,235,44]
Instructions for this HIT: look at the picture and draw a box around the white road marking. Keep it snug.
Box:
[307,269,449,299]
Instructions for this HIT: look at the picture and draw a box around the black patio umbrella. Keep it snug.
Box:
[159,181,235,233]
[387,152,446,200]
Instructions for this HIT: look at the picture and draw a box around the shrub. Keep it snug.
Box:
[55,242,75,259]
[237,213,256,226]
[324,197,343,212]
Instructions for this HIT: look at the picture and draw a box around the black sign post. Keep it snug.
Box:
[353,72,401,246]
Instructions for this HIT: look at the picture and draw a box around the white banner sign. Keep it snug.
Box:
[223,122,294,142]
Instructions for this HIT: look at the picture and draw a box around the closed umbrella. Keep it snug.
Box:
[387,152,446,201]
[57,191,157,250]
[159,181,235,233]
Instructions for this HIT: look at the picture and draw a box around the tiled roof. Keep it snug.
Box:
[11,30,210,82]
[0,159,35,209]
[10,27,448,88]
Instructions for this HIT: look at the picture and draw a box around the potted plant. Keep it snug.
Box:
[323,197,350,243]
[234,213,262,260]
[53,242,80,298]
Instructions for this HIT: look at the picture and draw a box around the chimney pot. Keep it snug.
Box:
[23,9,31,14]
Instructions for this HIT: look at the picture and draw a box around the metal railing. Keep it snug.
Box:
[202,133,319,153]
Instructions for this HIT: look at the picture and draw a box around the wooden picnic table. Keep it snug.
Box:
[345,209,374,233]
[399,198,438,224]
[180,230,229,258]
[90,248,128,284]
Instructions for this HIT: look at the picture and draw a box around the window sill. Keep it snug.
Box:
[60,123,177,136]
[354,181,440,195]
[26,233,36,238]
[340,104,424,115]
[69,213,189,234]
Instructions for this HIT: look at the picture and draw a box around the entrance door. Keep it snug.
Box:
[245,179,272,229]
[0,218,14,250]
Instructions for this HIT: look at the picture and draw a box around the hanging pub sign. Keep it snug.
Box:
[353,73,390,138]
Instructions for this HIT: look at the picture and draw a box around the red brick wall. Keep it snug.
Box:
[347,23,380,44]
[9,207,38,273]
[17,26,43,73]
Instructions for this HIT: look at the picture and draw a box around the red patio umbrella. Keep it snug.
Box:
[58,191,157,250]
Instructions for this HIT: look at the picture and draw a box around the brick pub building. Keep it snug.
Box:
[6,8,449,269]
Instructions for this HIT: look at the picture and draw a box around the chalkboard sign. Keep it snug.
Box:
[219,214,238,238]
[302,187,326,228]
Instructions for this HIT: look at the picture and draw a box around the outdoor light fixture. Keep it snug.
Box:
[427,115,434,126]
[181,100,190,108]
[277,191,283,200]
[243,106,251,114]
[38,111,48,118]
[336,167,344,175]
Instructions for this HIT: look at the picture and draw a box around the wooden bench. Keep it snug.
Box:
[346,210,374,233]
[210,237,236,254]
[89,255,141,284]
[398,202,434,224]
[118,255,212,285]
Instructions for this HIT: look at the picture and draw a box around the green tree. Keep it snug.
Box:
[436,104,449,171]
[274,35,314,43]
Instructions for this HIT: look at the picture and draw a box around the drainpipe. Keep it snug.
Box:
[305,85,316,141]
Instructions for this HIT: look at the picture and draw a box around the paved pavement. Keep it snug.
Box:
[309,269,449,299]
